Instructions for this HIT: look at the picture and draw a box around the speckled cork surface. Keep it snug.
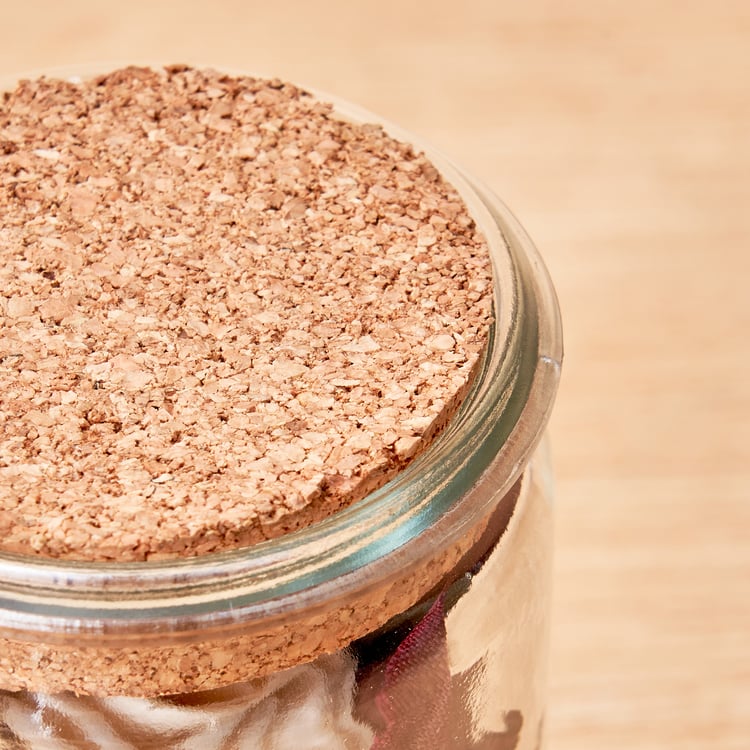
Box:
[0,66,493,561]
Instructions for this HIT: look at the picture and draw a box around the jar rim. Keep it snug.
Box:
[0,72,562,643]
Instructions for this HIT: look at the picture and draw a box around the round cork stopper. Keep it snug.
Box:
[0,66,493,562]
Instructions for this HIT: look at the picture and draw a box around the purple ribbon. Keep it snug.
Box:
[370,593,523,749]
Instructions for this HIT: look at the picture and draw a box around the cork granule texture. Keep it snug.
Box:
[0,66,493,561]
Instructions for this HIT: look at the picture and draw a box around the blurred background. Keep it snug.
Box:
[1,1,747,747]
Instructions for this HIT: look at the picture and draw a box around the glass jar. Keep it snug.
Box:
[0,71,562,750]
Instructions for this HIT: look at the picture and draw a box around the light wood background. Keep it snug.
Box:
[1,1,748,747]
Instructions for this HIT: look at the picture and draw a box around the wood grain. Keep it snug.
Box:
[1,1,748,746]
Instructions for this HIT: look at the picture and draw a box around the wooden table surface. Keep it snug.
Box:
[1,1,748,747]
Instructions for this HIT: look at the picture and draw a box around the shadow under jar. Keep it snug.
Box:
[0,67,562,750]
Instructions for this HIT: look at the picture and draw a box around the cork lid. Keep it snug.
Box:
[0,66,493,562]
